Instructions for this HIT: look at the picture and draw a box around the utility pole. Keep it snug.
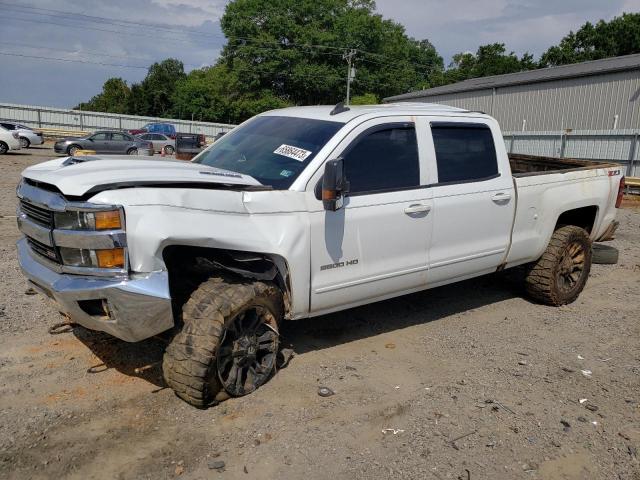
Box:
[343,49,357,106]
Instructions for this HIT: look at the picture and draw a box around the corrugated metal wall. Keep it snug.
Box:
[503,129,640,176]
[0,103,236,139]
[405,70,640,132]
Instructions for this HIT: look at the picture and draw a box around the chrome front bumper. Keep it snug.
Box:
[18,238,173,342]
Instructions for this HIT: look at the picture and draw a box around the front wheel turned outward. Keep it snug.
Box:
[162,278,283,407]
[525,225,592,306]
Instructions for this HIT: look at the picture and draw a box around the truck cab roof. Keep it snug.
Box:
[260,103,480,123]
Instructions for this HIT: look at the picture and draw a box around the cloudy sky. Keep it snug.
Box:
[1,0,638,108]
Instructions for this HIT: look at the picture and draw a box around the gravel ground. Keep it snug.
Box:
[1,147,639,480]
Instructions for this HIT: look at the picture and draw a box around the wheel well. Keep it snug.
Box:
[555,206,598,233]
[162,245,292,321]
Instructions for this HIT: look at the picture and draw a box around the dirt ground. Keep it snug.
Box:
[1,146,639,480]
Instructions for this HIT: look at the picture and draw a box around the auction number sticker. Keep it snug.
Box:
[274,144,312,162]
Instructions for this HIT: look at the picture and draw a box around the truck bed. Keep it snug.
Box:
[509,153,618,177]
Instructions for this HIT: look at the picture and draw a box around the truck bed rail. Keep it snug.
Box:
[509,153,619,177]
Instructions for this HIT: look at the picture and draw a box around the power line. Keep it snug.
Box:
[0,3,225,40]
[2,2,440,73]
[2,41,205,68]
[2,15,211,45]
[0,51,150,69]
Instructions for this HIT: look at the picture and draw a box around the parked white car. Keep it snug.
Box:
[16,103,624,407]
[0,122,44,148]
[0,125,21,154]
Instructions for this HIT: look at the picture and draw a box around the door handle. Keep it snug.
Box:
[491,192,512,202]
[404,204,431,214]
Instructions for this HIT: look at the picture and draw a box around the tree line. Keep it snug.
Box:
[75,1,640,125]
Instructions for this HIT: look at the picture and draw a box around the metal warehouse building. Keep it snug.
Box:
[384,54,640,132]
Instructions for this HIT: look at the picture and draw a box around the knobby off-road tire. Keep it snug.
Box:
[525,225,592,306]
[163,278,283,407]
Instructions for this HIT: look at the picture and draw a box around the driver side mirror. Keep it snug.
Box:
[321,158,349,211]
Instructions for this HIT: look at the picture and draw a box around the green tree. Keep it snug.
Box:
[540,13,640,67]
[171,64,290,124]
[75,77,130,113]
[350,92,378,105]
[131,58,186,116]
[436,43,535,86]
[218,0,443,109]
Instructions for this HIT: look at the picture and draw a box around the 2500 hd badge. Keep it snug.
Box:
[320,259,359,271]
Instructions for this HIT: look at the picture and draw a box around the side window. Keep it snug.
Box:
[112,133,131,141]
[91,133,108,141]
[1,123,15,130]
[431,123,498,183]
[343,125,420,194]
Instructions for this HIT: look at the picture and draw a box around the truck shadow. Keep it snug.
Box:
[282,270,524,355]
[72,328,167,388]
[71,269,524,389]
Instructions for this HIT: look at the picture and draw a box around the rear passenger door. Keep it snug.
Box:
[309,117,434,313]
[425,120,515,285]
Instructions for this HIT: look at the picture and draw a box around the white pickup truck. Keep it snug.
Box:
[16,103,624,407]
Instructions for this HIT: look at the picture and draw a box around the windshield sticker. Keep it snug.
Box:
[274,144,312,162]
[280,170,293,177]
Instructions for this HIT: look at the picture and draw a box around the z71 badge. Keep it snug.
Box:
[320,259,359,271]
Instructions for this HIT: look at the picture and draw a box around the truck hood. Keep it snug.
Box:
[21,156,263,197]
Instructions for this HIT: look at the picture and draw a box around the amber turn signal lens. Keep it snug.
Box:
[95,210,122,230]
[322,189,337,200]
[96,248,125,269]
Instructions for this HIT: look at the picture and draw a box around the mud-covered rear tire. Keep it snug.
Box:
[162,277,283,408]
[525,225,592,306]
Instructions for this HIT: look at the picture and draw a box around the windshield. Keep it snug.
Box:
[193,116,343,189]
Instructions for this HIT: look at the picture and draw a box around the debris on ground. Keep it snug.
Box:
[561,420,571,432]
[277,348,295,368]
[382,428,405,435]
[207,460,225,471]
[318,386,334,397]
[581,369,593,377]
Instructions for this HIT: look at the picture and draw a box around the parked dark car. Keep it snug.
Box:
[174,132,207,160]
[128,123,176,138]
[54,131,154,156]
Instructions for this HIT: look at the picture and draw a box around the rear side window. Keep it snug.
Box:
[431,123,498,183]
[343,125,420,194]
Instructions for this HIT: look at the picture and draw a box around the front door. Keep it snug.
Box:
[309,118,434,314]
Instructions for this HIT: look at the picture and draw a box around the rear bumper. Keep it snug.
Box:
[17,238,173,342]
[23,133,44,146]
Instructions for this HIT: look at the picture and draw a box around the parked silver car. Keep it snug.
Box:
[0,122,44,148]
[137,133,175,155]
[54,131,154,156]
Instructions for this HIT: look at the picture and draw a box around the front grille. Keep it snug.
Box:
[26,237,61,264]
[20,200,54,228]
